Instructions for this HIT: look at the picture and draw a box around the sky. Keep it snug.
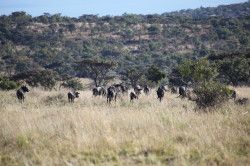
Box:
[0,0,248,17]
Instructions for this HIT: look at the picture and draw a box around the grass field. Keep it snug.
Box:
[0,86,249,165]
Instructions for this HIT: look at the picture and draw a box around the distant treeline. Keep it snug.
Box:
[0,2,249,88]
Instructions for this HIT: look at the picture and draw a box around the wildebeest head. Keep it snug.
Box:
[21,85,29,92]
[130,91,138,101]
[135,85,142,90]
[179,86,187,97]
[120,84,128,93]
[92,88,98,96]
[159,85,168,91]
[75,92,80,98]
[134,85,143,95]
[143,85,150,94]
[108,86,116,92]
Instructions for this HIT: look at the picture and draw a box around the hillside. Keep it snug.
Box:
[0,2,249,78]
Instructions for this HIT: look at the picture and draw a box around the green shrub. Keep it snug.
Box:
[146,65,165,84]
[12,70,60,90]
[193,81,231,108]
[178,58,218,83]
[16,135,29,148]
[35,70,59,90]
[0,76,19,90]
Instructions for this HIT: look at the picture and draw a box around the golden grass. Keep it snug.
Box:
[0,87,249,165]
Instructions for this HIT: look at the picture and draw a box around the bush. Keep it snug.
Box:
[0,76,19,90]
[146,65,165,84]
[35,70,59,90]
[61,79,83,90]
[178,59,218,83]
[12,70,60,90]
[193,81,231,108]
[217,57,250,86]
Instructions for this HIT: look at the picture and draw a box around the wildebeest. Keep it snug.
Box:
[68,91,80,102]
[134,85,143,95]
[130,91,138,102]
[235,98,248,105]
[107,86,117,104]
[186,89,196,101]
[178,86,187,98]
[16,85,30,102]
[170,86,178,94]
[231,90,237,100]
[143,85,150,95]
[113,83,128,93]
[156,86,167,102]
[92,87,106,97]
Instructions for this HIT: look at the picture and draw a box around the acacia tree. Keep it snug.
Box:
[77,59,117,87]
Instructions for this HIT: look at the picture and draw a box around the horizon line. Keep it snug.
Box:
[0,1,248,17]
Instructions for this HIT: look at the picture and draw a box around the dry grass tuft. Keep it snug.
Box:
[0,87,249,165]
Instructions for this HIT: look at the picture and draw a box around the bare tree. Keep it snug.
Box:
[77,59,117,87]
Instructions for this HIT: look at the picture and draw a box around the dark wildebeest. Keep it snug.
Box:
[16,85,29,103]
[156,86,167,102]
[170,86,178,94]
[92,87,106,97]
[231,90,236,100]
[134,85,143,95]
[113,83,128,93]
[235,98,248,105]
[178,86,187,98]
[68,91,80,102]
[143,85,150,95]
[107,86,117,104]
[186,89,196,101]
[130,91,138,102]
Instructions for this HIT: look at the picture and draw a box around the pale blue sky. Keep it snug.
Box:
[0,0,247,17]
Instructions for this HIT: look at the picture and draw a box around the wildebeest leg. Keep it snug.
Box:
[22,96,25,103]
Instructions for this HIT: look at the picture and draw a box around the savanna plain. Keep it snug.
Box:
[0,85,249,165]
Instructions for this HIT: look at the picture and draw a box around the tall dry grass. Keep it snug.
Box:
[0,87,249,165]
